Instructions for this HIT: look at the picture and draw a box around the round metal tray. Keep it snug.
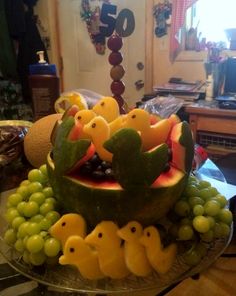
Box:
[0,190,232,295]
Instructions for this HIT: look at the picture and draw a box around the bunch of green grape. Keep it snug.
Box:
[3,165,61,266]
[169,175,233,265]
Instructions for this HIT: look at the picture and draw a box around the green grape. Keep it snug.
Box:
[30,214,44,223]
[206,216,216,229]
[22,250,31,264]
[218,209,233,225]
[208,187,219,197]
[184,184,200,197]
[198,180,211,189]
[188,175,198,183]
[180,218,192,226]
[184,249,202,266]
[213,194,227,208]
[26,234,44,253]
[29,250,46,266]
[193,204,204,216]
[42,187,53,198]
[17,201,27,215]
[187,178,199,187]
[188,196,204,208]
[40,231,48,238]
[5,208,19,223]
[39,202,54,215]
[193,216,210,233]
[27,182,43,194]
[213,222,223,238]
[45,211,60,224]
[44,237,61,257]
[45,197,57,205]
[41,175,48,185]
[188,182,199,189]
[178,225,194,240]
[12,216,26,230]
[29,192,46,205]
[200,230,214,242]
[23,235,29,247]
[8,193,23,206]
[23,201,39,217]
[20,180,30,187]
[26,222,41,235]
[195,242,207,258]
[174,200,190,217]
[28,169,45,184]
[204,200,221,216]
[6,202,12,209]
[198,188,211,200]
[16,186,30,200]
[219,222,231,237]
[14,238,25,253]
[17,222,30,238]
[39,218,52,231]
[39,164,48,177]
[4,228,17,245]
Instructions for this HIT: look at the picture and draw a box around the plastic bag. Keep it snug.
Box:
[75,89,104,108]
[139,95,184,118]
[55,89,104,113]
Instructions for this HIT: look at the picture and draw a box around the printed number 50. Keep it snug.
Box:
[100,3,135,37]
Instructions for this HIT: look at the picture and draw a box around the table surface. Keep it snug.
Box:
[0,160,236,296]
[185,100,236,117]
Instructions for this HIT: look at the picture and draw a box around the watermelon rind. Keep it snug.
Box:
[47,153,187,229]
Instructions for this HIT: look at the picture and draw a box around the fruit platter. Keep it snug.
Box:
[0,97,234,294]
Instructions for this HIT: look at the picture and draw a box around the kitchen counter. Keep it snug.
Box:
[184,100,236,162]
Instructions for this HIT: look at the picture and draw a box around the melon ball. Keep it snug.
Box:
[24,113,62,168]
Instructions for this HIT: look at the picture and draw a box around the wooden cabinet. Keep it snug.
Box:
[185,101,236,159]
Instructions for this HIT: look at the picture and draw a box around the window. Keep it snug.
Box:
[187,0,236,47]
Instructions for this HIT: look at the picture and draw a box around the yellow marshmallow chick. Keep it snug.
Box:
[124,108,171,151]
[139,226,177,274]
[83,116,113,162]
[85,221,130,279]
[92,97,120,123]
[49,213,86,250]
[109,115,127,136]
[74,109,96,139]
[55,92,87,114]
[117,221,152,277]
[59,235,105,280]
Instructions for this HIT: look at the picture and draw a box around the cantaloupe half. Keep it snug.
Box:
[24,113,62,168]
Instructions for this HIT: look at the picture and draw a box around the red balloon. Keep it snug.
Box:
[107,34,123,51]
[110,65,125,80]
[111,80,125,95]
[108,52,123,65]
[112,95,126,114]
